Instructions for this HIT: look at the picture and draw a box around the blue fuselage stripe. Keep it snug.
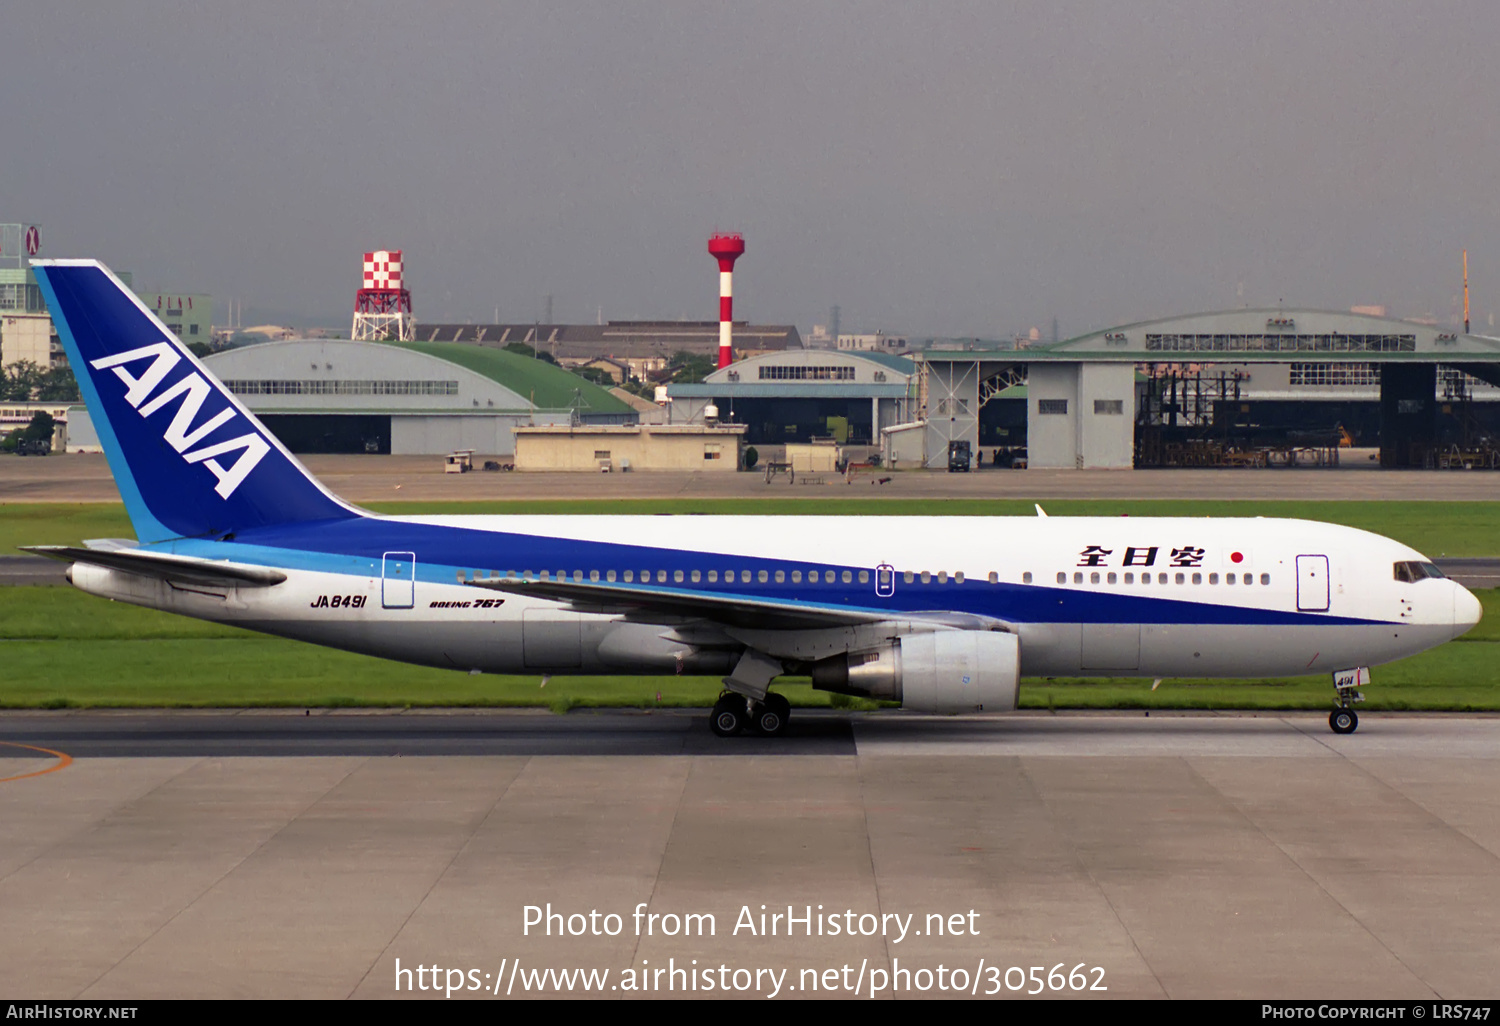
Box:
[164,518,1394,628]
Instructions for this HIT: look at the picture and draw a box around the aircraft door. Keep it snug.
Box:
[382,551,416,609]
[1296,555,1329,612]
[875,563,895,598]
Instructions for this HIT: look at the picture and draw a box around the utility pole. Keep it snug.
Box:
[1464,250,1470,334]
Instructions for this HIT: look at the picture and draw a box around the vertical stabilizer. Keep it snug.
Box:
[33,260,360,542]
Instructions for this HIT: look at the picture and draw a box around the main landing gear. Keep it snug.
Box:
[710,691,791,738]
[1329,667,1369,735]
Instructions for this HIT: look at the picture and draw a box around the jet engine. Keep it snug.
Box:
[809,630,1019,713]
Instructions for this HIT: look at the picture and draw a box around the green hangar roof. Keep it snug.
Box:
[376,340,631,413]
[924,309,1500,364]
[203,338,634,416]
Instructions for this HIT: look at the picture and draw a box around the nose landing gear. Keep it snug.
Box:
[1329,708,1358,735]
[1329,667,1369,734]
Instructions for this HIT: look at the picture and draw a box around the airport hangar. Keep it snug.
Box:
[662,348,919,446]
[417,319,801,382]
[66,338,637,456]
[917,308,1500,469]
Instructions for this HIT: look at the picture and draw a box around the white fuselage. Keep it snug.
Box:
[67,514,1480,682]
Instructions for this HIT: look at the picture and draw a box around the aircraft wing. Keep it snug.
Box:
[466,576,891,630]
[21,545,288,588]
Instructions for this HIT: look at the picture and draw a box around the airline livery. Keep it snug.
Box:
[25,261,1482,737]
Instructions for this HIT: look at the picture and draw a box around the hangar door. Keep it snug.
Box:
[1296,555,1329,612]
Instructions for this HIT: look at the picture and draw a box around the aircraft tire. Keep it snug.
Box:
[711,694,747,737]
[751,694,791,738]
[1329,709,1358,735]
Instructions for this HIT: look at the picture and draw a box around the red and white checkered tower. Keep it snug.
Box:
[708,233,745,369]
[351,250,414,342]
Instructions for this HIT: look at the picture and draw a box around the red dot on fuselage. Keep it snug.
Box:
[1231,552,1244,563]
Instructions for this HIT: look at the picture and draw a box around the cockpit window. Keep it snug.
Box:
[1394,560,1446,583]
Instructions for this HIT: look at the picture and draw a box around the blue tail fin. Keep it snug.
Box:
[34,260,360,542]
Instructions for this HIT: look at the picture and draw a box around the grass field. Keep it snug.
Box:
[6,498,1500,557]
[3,585,1497,712]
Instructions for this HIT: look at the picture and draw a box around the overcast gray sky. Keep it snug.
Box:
[3,1,1497,337]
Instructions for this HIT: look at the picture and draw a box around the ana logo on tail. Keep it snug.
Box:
[91,342,269,499]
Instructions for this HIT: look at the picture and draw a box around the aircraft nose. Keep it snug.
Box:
[1454,583,1483,639]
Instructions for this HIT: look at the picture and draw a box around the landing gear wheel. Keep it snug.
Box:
[1329,708,1358,735]
[751,693,791,737]
[710,694,747,737]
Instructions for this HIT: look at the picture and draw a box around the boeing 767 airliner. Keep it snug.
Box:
[23,261,1483,737]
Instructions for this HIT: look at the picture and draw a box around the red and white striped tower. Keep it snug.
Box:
[708,233,745,369]
[351,250,414,342]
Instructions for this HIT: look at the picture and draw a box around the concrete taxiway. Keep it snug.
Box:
[2,710,1499,1000]
[9,451,1500,503]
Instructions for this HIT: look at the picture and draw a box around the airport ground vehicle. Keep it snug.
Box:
[947,440,971,472]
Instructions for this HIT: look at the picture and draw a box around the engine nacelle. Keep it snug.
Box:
[810,630,1019,713]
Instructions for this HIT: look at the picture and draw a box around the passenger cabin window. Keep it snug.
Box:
[1056,572,1066,584]
[1021,572,1031,584]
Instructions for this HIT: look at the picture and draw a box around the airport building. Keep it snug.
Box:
[663,348,918,446]
[418,321,801,381]
[0,224,59,371]
[0,222,212,371]
[918,309,1500,469]
[513,423,746,472]
[66,338,637,456]
[136,291,212,346]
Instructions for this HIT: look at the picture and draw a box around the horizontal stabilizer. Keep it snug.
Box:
[466,576,887,631]
[22,545,287,588]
